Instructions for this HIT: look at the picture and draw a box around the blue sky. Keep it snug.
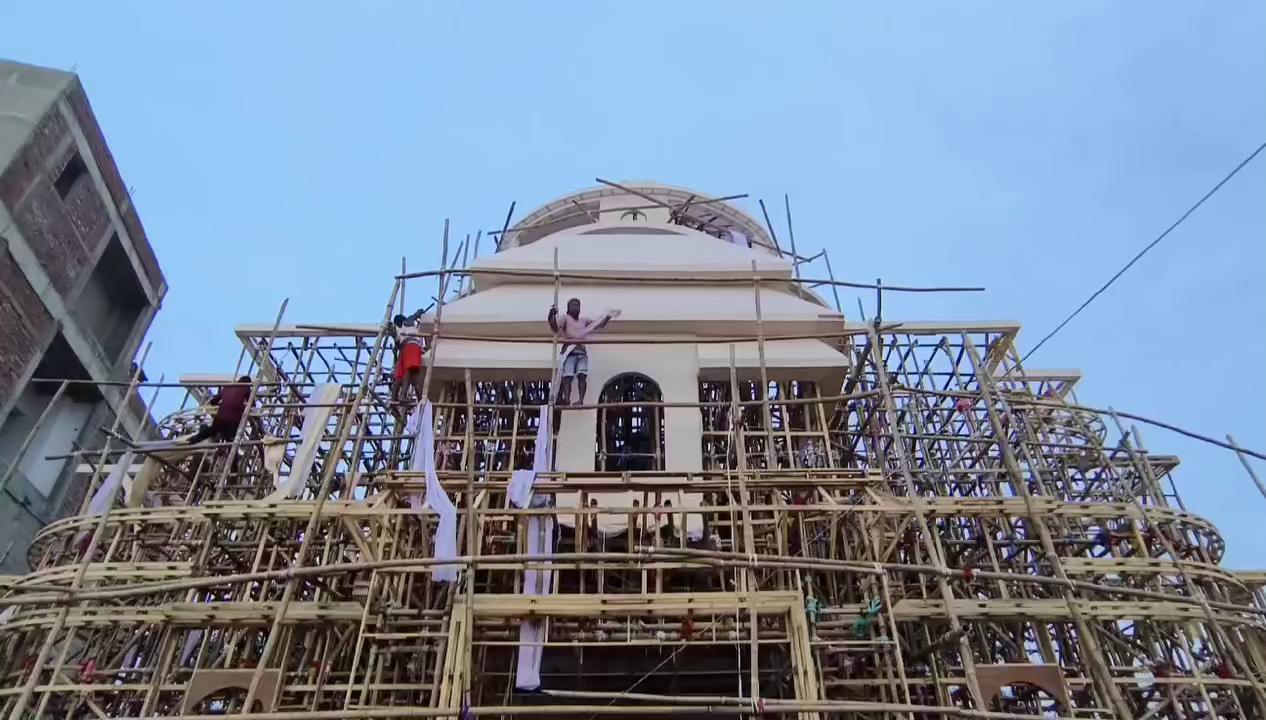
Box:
[3,2,1263,565]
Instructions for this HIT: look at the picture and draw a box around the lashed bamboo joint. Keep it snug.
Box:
[1,182,1263,720]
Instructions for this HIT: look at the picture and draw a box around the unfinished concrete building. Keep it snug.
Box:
[0,60,166,574]
[0,181,1263,719]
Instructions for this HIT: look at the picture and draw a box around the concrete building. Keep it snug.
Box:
[0,60,165,572]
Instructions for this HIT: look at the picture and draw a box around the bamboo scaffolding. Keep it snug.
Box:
[7,346,152,720]
[2,212,1262,720]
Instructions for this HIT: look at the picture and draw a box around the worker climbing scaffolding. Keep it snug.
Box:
[182,375,253,445]
[391,308,428,413]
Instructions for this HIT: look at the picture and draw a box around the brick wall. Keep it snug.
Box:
[0,247,54,411]
[65,80,163,295]
[0,103,68,210]
[11,174,91,294]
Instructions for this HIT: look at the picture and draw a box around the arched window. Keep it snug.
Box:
[596,373,664,472]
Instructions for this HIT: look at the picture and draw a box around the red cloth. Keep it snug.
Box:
[215,384,250,424]
[395,340,424,380]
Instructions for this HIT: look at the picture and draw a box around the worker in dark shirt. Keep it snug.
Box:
[184,376,253,444]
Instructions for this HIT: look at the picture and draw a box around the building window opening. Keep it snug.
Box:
[54,151,87,199]
[74,235,149,362]
[597,373,664,472]
[0,334,100,502]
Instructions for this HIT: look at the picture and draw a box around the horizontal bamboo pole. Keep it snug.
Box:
[395,266,985,293]
[7,546,1262,620]
[112,698,1077,719]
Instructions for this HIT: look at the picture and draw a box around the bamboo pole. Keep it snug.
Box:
[418,220,451,407]
[784,194,801,285]
[397,266,985,293]
[6,543,1265,619]
[757,198,785,257]
[462,367,477,706]
[1226,433,1266,502]
[104,697,1087,719]
[727,345,761,702]
[821,250,844,315]
[750,261,776,471]
[548,246,562,409]
[342,571,380,708]
[241,279,402,710]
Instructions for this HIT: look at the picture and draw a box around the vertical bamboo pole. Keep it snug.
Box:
[1227,434,1266,502]
[242,278,402,710]
[727,345,761,703]
[878,570,913,718]
[548,247,562,409]
[758,199,785,258]
[411,222,453,705]
[8,345,151,720]
[462,367,477,709]
[342,571,381,708]
[418,220,452,407]
[821,251,844,315]
[751,261,776,470]
[784,194,801,284]
[454,234,471,296]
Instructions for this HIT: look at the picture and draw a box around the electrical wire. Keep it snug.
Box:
[1023,141,1266,362]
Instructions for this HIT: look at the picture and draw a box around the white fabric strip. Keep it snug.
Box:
[271,382,341,499]
[413,401,459,583]
[514,408,555,690]
[88,450,134,516]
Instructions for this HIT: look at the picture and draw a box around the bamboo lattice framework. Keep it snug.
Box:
[0,249,1263,720]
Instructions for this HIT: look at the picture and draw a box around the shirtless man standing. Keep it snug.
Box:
[547,298,617,405]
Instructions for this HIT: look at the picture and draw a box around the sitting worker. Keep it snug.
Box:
[184,376,253,444]
[547,297,619,405]
[391,309,427,411]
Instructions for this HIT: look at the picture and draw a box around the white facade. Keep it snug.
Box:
[422,183,849,530]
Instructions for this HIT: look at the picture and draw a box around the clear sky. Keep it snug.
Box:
[3,2,1263,565]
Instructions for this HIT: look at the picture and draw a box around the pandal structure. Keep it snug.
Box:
[1,181,1265,720]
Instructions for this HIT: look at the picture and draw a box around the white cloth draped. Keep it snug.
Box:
[508,409,552,509]
[412,402,459,583]
[270,383,340,499]
[513,408,555,691]
[88,451,134,516]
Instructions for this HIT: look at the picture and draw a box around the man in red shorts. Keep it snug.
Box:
[391,311,427,411]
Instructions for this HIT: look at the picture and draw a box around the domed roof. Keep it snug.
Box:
[497,181,778,254]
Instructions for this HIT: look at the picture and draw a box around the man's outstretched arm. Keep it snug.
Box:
[547,305,559,333]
